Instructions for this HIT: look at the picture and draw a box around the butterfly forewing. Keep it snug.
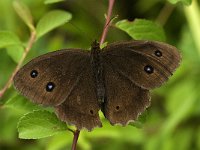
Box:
[13,49,90,106]
[102,40,181,90]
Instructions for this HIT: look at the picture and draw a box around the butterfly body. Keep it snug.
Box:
[13,40,181,130]
[90,41,106,104]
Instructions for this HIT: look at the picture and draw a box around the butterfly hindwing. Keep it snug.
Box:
[102,60,150,125]
[55,66,102,131]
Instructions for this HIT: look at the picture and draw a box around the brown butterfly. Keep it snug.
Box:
[13,40,181,131]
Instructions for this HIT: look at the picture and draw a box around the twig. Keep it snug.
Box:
[0,31,36,99]
[100,0,115,45]
[71,129,80,150]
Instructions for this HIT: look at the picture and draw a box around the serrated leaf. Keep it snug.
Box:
[36,10,72,39]
[168,0,192,6]
[13,0,35,31]
[6,45,24,63]
[44,0,65,4]
[0,31,22,48]
[5,94,42,112]
[115,19,166,42]
[18,110,68,139]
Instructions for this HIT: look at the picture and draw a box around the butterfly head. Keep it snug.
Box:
[91,40,100,49]
[91,40,101,56]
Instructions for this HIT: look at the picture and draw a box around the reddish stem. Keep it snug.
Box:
[71,130,80,150]
[100,0,115,45]
[0,31,36,99]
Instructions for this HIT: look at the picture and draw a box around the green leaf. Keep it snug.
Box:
[0,31,22,48]
[36,10,72,39]
[6,45,24,63]
[44,0,65,4]
[18,110,68,139]
[115,19,166,41]
[168,0,192,6]
[13,0,35,31]
[0,31,24,63]
[100,42,108,49]
[5,94,42,113]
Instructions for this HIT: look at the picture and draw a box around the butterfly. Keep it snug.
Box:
[13,40,181,131]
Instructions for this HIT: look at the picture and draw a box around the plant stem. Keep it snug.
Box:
[71,129,80,150]
[156,2,174,26]
[184,0,200,57]
[0,31,36,99]
[100,0,115,45]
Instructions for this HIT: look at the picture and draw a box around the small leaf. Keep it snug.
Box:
[44,0,65,4]
[5,94,42,112]
[0,31,22,48]
[100,42,108,49]
[115,19,166,41]
[6,45,24,63]
[13,0,35,31]
[168,0,192,6]
[18,110,68,139]
[36,10,72,39]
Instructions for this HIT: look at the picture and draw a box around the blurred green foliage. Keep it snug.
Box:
[0,0,200,150]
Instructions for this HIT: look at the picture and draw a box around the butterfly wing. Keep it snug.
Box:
[14,49,102,130]
[102,40,181,90]
[102,62,150,125]
[101,40,180,125]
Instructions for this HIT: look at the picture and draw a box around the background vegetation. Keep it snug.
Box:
[0,0,200,150]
